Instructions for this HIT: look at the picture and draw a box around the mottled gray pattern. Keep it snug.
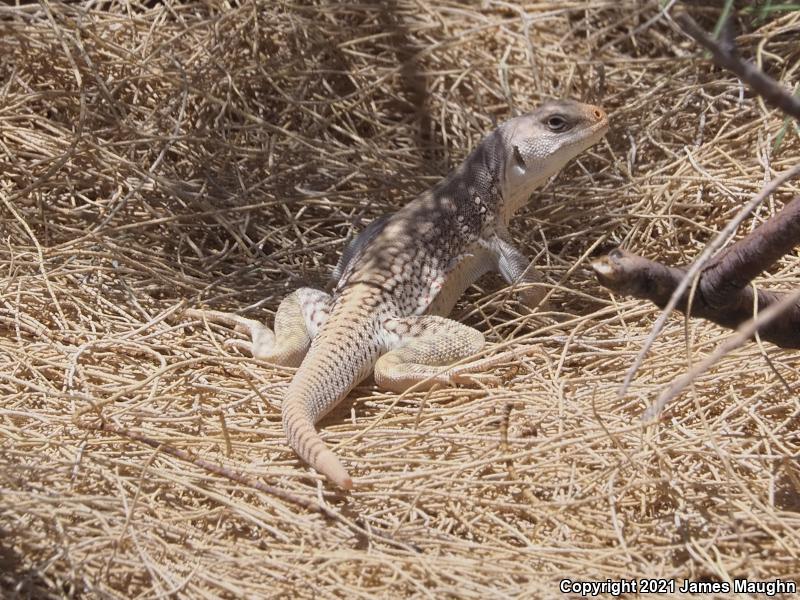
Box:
[278,100,608,488]
[195,100,609,489]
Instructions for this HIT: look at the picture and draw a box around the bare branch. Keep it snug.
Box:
[592,245,800,349]
[615,164,800,395]
[593,195,800,350]
[675,11,800,120]
[644,288,800,420]
[701,195,800,309]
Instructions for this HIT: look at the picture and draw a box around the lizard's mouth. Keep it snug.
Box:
[566,117,609,153]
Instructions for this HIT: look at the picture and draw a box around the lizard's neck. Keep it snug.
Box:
[433,137,505,240]
[500,172,551,223]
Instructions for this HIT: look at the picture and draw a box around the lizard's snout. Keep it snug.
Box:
[586,105,609,135]
[589,105,607,123]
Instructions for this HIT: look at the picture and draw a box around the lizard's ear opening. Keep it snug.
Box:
[512,145,526,170]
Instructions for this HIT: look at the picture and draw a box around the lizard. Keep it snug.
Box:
[187,99,609,489]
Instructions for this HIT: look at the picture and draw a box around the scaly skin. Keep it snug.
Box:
[190,100,609,489]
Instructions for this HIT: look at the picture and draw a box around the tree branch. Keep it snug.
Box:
[700,195,800,309]
[675,11,800,120]
[592,196,800,348]
[643,288,800,420]
[592,196,800,349]
[615,165,800,394]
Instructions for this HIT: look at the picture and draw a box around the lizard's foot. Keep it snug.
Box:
[186,288,332,367]
[185,308,279,359]
[492,234,551,310]
[449,345,539,386]
[374,315,503,392]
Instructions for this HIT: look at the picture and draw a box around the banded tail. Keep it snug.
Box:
[281,314,382,489]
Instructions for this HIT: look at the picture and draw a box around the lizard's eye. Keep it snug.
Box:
[545,115,570,132]
[512,145,526,169]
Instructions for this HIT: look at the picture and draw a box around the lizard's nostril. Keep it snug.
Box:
[593,108,604,121]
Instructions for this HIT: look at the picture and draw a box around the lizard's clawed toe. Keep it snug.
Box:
[450,371,501,388]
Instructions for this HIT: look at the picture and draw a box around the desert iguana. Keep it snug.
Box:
[188,100,608,489]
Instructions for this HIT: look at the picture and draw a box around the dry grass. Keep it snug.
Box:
[2,1,800,598]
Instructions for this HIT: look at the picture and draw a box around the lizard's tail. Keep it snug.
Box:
[282,396,353,489]
[281,331,378,490]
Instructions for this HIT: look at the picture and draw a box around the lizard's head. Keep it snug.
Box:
[499,99,608,209]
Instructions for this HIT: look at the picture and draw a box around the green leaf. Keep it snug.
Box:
[772,86,800,154]
[712,0,737,38]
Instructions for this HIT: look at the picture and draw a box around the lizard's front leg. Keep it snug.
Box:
[186,288,331,367]
[374,315,500,393]
[491,234,549,309]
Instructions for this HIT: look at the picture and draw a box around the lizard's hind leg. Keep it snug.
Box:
[374,315,500,393]
[186,288,331,367]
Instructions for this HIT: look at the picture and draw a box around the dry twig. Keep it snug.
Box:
[593,193,800,349]
[675,11,800,120]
